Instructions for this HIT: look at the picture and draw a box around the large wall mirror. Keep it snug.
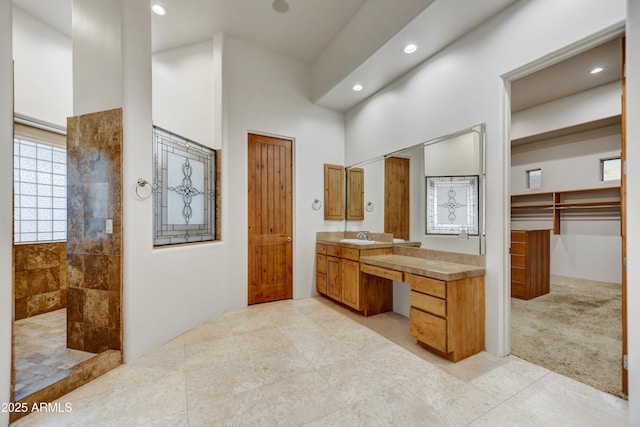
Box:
[345,124,485,255]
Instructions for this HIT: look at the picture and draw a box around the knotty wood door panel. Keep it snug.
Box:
[248,134,293,304]
[384,157,410,240]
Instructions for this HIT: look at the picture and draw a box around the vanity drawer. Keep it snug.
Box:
[511,242,526,255]
[406,274,446,299]
[411,291,446,318]
[361,263,403,281]
[511,266,525,283]
[410,307,447,353]
[316,244,326,255]
[341,247,360,261]
[511,230,527,242]
[326,245,342,257]
[511,281,525,299]
[316,254,327,274]
[511,254,525,268]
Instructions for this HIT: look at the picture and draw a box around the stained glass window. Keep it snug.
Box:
[13,138,67,243]
[426,175,479,235]
[153,126,217,246]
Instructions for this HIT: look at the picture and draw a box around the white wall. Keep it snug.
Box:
[72,0,122,115]
[12,7,72,127]
[152,41,214,148]
[224,36,345,304]
[345,0,626,357]
[0,3,13,425]
[626,0,640,423]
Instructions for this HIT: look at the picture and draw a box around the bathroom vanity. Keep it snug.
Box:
[316,232,485,362]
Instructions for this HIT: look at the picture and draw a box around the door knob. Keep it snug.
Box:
[287,236,292,242]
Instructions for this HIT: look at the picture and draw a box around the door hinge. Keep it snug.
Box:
[624,354,628,371]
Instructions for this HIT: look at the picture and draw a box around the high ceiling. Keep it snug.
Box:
[11,0,619,114]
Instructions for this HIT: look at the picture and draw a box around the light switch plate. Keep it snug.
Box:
[105,219,113,234]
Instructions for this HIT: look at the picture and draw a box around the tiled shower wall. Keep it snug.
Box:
[13,242,66,320]
[66,108,123,353]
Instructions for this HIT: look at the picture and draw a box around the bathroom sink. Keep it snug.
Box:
[339,238,377,244]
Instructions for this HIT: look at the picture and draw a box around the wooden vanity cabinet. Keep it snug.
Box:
[408,273,485,362]
[316,243,392,315]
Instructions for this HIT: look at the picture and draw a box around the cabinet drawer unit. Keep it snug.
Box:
[410,291,446,318]
[341,247,360,261]
[409,307,447,353]
[326,245,342,257]
[316,244,326,255]
[511,230,527,242]
[407,274,446,299]
[511,266,525,283]
[510,254,525,268]
[361,263,403,281]
[510,241,526,255]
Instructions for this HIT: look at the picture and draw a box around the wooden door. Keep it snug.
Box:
[248,133,293,304]
[384,157,410,240]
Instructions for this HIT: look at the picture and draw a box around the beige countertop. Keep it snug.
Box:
[359,254,485,282]
[316,238,394,249]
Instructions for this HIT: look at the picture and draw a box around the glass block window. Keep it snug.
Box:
[527,169,541,189]
[153,126,217,246]
[601,157,621,181]
[13,138,67,243]
[426,176,479,235]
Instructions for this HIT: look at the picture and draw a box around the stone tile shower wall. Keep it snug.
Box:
[66,108,122,353]
[13,242,67,320]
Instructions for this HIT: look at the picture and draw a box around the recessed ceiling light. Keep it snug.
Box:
[352,84,364,92]
[403,43,418,54]
[590,67,604,74]
[152,3,167,15]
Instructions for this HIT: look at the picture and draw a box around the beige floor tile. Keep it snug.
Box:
[362,343,436,383]
[235,328,294,355]
[303,406,365,427]
[260,370,347,426]
[403,367,501,425]
[186,358,261,399]
[352,384,448,426]
[505,371,628,427]
[248,345,315,386]
[293,335,358,369]
[467,402,549,427]
[317,358,397,406]
[187,387,277,427]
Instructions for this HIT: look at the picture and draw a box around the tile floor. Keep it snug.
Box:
[13,309,96,400]
[13,297,628,426]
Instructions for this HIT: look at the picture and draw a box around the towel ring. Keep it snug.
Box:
[312,198,322,210]
[135,178,154,200]
[366,201,374,212]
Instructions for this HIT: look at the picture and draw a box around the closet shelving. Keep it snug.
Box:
[511,186,621,234]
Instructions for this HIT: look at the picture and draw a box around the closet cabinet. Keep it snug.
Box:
[510,230,550,299]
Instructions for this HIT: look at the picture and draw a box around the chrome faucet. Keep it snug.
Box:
[357,231,372,241]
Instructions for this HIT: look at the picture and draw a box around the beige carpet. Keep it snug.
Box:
[511,275,624,398]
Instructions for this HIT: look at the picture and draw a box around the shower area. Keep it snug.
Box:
[11,110,123,418]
